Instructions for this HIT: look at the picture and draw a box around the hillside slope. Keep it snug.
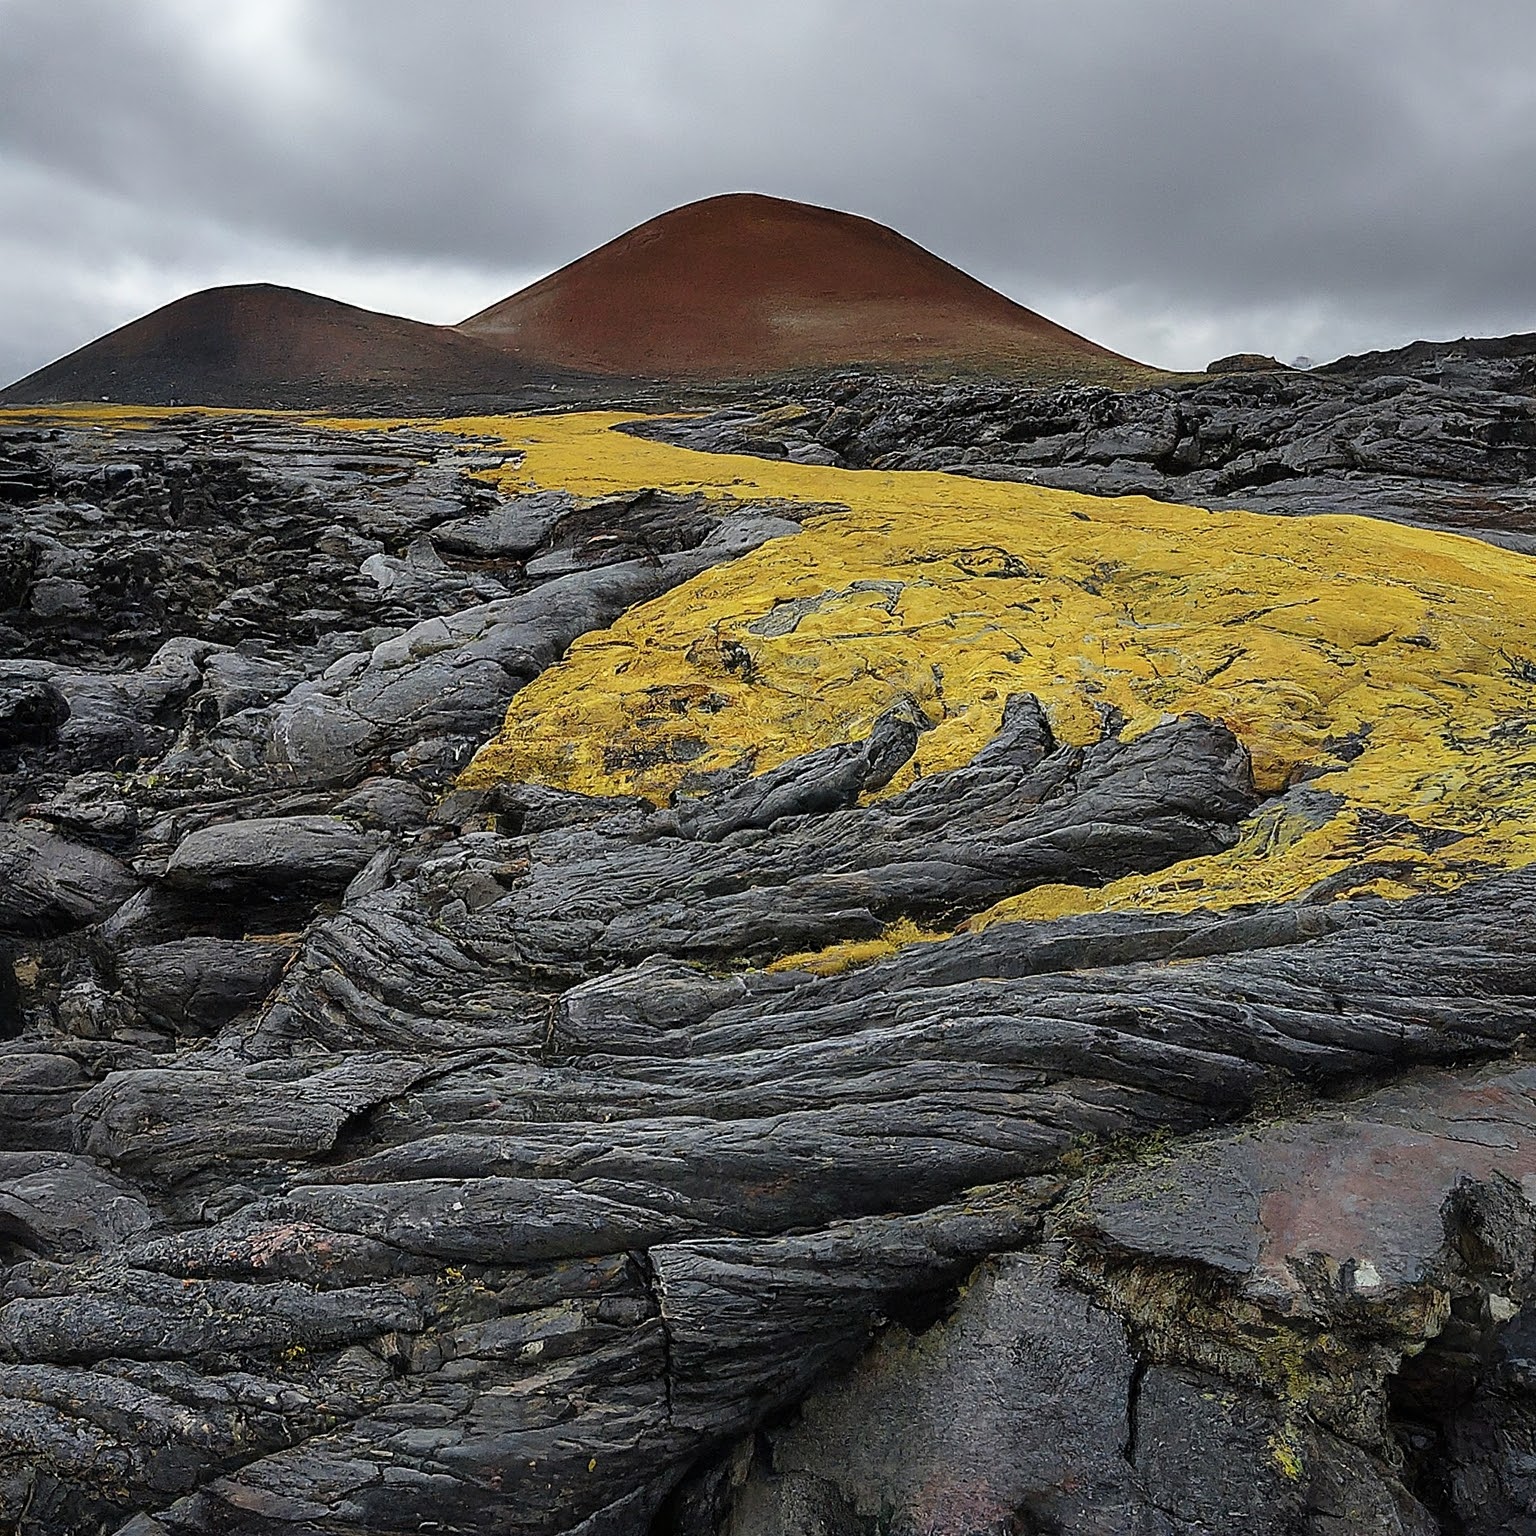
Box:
[459,191,1152,383]
[0,283,550,408]
[3,196,1155,406]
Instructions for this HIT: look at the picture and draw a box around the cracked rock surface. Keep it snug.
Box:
[1,399,1536,1534]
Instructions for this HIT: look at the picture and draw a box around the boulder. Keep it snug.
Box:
[0,823,137,936]
[162,814,383,897]
[115,937,292,1035]
[1207,352,1291,373]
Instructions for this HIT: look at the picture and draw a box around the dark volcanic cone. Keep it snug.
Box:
[458,192,1154,384]
[0,283,552,409]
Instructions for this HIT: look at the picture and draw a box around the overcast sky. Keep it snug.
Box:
[2,0,1534,384]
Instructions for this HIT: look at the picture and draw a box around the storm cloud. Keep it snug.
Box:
[2,0,1533,383]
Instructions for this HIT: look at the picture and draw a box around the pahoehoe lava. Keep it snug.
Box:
[2,196,1536,1536]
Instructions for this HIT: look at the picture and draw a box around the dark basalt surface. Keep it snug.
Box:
[624,331,1536,554]
[1,396,1536,1535]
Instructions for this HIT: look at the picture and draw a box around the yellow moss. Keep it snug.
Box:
[1268,1430,1305,1482]
[445,410,1536,918]
[971,803,1439,928]
[18,404,1536,931]
[768,917,948,976]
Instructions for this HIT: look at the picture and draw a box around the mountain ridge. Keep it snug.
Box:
[0,281,557,409]
[2,193,1157,406]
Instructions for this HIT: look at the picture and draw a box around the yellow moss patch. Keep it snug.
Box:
[449,411,1536,918]
[768,918,949,977]
[1268,1430,1305,1482]
[18,404,1536,929]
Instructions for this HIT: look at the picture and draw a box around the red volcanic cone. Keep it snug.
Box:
[458,192,1150,383]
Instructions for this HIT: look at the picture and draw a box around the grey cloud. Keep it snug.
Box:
[2,0,1533,382]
